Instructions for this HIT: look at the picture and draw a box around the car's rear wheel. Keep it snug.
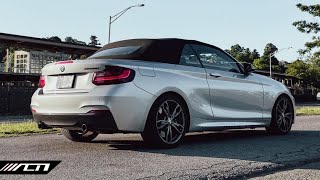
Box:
[61,129,99,142]
[141,94,189,148]
[266,96,294,135]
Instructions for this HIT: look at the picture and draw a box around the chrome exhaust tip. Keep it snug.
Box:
[81,124,88,133]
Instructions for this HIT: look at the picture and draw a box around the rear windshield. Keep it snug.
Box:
[89,46,141,59]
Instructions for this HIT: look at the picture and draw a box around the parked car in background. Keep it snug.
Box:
[317,92,320,101]
[31,38,295,148]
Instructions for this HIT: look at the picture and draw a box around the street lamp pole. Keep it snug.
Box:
[269,47,293,78]
[108,16,111,44]
[269,53,272,78]
[108,4,145,44]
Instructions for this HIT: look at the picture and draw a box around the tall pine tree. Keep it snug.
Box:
[293,3,320,57]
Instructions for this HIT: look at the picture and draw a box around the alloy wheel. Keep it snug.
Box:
[156,100,185,144]
[275,98,293,132]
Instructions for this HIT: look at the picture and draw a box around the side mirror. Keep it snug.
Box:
[243,63,254,74]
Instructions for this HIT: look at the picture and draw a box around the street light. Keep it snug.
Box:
[269,47,293,78]
[108,4,145,44]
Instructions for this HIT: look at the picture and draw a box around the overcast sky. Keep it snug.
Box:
[1,0,316,61]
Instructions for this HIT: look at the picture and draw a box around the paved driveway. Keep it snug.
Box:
[0,116,319,180]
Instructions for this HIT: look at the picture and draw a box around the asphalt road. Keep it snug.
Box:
[0,116,319,180]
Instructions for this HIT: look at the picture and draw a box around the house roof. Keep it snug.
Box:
[0,33,100,55]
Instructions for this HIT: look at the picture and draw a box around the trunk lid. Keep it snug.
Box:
[41,60,106,94]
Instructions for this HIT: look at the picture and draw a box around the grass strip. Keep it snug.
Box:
[0,121,59,137]
[296,106,320,116]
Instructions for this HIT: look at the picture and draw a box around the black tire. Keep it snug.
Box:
[61,129,99,142]
[141,94,189,148]
[266,96,294,135]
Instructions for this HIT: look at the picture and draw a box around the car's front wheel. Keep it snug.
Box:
[61,129,99,142]
[266,96,294,135]
[141,94,189,148]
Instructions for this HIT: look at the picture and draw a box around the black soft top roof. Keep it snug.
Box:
[93,38,215,64]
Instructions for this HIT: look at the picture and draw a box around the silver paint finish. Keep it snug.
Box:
[205,68,264,120]
[255,73,296,121]
[31,58,295,133]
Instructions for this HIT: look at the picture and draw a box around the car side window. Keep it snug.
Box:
[179,44,202,68]
[191,44,241,73]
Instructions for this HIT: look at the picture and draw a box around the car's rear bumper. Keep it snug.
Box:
[31,82,157,132]
[33,110,118,133]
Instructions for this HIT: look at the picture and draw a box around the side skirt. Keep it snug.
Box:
[189,116,271,132]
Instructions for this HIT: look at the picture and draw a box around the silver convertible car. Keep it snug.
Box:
[31,38,295,148]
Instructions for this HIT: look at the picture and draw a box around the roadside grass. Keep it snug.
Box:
[0,121,59,137]
[296,106,320,116]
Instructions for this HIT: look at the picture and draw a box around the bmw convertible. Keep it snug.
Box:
[31,38,295,148]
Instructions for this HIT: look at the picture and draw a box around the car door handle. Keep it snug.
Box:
[209,73,222,78]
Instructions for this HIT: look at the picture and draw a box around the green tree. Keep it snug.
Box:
[286,59,320,88]
[253,43,281,71]
[253,58,268,70]
[227,44,243,57]
[88,35,101,46]
[293,3,320,57]
[249,49,260,61]
[263,43,278,55]
[65,37,87,45]
[261,43,279,65]
[65,37,77,44]
[225,44,259,64]
[45,36,62,42]
[278,61,290,73]
[286,60,309,79]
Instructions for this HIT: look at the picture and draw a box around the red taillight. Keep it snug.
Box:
[92,66,135,85]
[31,109,37,113]
[55,60,73,64]
[38,75,46,88]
